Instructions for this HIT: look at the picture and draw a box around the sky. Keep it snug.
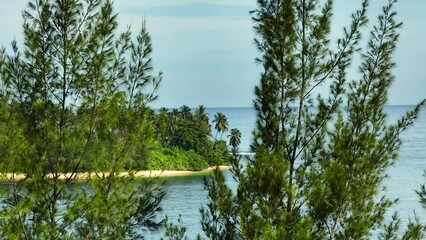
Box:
[0,0,425,108]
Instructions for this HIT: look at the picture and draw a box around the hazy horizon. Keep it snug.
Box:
[0,0,425,108]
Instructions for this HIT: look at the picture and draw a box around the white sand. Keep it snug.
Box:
[1,165,232,181]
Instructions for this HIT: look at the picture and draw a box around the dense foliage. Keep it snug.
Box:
[200,0,426,239]
[150,105,233,170]
[0,0,165,238]
[147,147,209,171]
[0,0,239,237]
[1,0,425,239]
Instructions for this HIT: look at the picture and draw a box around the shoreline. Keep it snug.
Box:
[131,165,232,178]
[1,165,232,181]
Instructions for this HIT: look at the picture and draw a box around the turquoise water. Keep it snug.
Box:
[152,106,426,239]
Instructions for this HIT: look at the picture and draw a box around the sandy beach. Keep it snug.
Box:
[131,165,231,178]
[2,165,232,181]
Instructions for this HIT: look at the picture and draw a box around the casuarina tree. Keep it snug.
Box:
[0,0,164,238]
[201,0,425,239]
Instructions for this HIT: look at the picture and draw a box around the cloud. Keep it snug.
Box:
[115,0,255,9]
[118,2,253,18]
[117,15,251,36]
[115,2,254,36]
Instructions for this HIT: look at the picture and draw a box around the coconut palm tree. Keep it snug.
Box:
[213,112,229,140]
[156,107,169,142]
[179,105,192,120]
[194,105,209,124]
[170,108,177,115]
[164,110,179,146]
[228,128,241,150]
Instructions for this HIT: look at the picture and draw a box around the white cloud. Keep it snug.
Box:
[117,14,250,35]
[115,0,255,9]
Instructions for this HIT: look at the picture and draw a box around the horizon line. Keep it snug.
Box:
[152,104,422,110]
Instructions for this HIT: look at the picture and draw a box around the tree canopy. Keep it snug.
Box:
[0,0,164,238]
[200,0,426,239]
[1,0,425,239]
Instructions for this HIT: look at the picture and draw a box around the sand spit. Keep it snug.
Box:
[1,165,232,181]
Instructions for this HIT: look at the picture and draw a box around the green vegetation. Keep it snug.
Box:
[0,0,237,235]
[418,172,426,208]
[150,105,234,170]
[199,0,426,239]
[1,0,425,239]
[228,128,242,152]
[147,147,208,171]
[213,112,229,141]
[0,0,165,238]
[0,0,237,236]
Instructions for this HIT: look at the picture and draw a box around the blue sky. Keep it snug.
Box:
[0,0,425,108]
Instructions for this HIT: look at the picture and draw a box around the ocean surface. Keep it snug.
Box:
[151,106,426,239]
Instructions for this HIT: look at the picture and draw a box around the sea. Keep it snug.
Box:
[150,106,426,239]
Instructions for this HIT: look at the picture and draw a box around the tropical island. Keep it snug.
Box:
[3,103,239,181]
[146,106,240,172]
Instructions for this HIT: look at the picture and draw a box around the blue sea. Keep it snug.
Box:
[152,106,426,239]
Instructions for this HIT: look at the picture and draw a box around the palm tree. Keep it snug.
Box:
[179,105,192,120]
[171,108,180,116]
[158,107,168,115]
[213,112,229,140]
[228,128,241,150]
[156,107,169,142]
[194,105,209,124]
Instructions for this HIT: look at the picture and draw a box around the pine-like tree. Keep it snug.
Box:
[0,0,163,238]
[201,0,425,239]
